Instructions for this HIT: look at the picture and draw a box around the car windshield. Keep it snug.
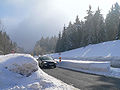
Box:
[40,56,53,60]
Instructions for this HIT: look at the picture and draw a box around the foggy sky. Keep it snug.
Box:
[0,0,120,51]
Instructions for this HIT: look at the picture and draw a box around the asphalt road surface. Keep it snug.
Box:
[43,67,120,90]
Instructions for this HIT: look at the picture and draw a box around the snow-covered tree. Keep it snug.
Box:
[93,7,105,43]
[105,2,120,40]
[84,5,94,44]
[55,3,120,52]
[116,21,120,40]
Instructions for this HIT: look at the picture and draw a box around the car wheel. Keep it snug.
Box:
[39,63,43,69]
[54,65,56,68]
[39,65,42,68]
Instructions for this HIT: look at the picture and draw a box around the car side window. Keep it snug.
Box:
[38,57,42,60]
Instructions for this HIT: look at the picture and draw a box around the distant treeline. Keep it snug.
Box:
[33,36,57,55]
[55,2,120,52]
[0,21,17,54]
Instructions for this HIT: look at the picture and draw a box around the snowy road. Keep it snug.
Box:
[43,67,120,90]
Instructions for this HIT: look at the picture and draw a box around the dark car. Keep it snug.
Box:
[37,56,57,68]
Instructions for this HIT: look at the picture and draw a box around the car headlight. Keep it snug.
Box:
[43,61,47,64]
[54,61,57,64]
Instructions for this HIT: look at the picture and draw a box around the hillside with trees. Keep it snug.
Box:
[0,20,17,54]
[55,3,120,53]
[33,36,57,55]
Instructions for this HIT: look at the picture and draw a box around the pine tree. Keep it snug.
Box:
[55,3,120,53]
[72,16,81,48]
[84,5,94,44]
[55,32,62,52]
[116,21,120,40]
[93,7,105,43]
[105,2,120,41]
[60,25,68,51]
[68,21,72,27]
[65,22,73,50]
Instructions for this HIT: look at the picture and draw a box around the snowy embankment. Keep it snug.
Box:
[57,60,110,72]
[49,40,120,78]
[52,40,120,61]
[50,40,120,67]
[56,60,120,79]
[0,54,77,90]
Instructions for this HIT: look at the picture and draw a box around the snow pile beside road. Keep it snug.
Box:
[57,60,120,79]
[51,40,120,61]
[4,54,38,76]
[49,40,120,78]
[0,54,77,90]
[57,60,110,72]
[50,40,120,68]
[111,60,120,68]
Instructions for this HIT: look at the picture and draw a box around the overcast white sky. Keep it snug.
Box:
[0,0,120,51]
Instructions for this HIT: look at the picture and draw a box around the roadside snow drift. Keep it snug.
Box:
[57,60,110,72]
[50,40,120,68]
[48,40,120,78]
[52,40,120,61]
[4,55,38,76]
[111,60,120,68]
[0,54,77,90]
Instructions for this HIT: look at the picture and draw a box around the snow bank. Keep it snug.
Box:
[51,40,120,61]
[3,54,38,76]
[111,60,120,68]
[57,60,110,72]
[56,60,120,79]
[0,54,77,90]
[48,40,120,68]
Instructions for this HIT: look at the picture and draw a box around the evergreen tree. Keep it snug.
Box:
[60,25,68,51]
[55,32,62,52]
[68,21,72,27]
[55,3,120,53]
[84,5,94,44]
[65,22,73,50]
[93,7,105,43]
[116,21,120,40]
[105,2,120,40]
[71,16,81,49]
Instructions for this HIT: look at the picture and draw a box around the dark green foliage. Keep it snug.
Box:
[116,21,120,40]
[105,2,120,40]
[55,3,120,53]
[55,32,62,52]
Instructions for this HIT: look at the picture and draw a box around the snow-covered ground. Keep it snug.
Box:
[49,40,120,79]
[56,60,120,79]
[57,60,110,72]
[51,40,120,61]
[0,54,78,90]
